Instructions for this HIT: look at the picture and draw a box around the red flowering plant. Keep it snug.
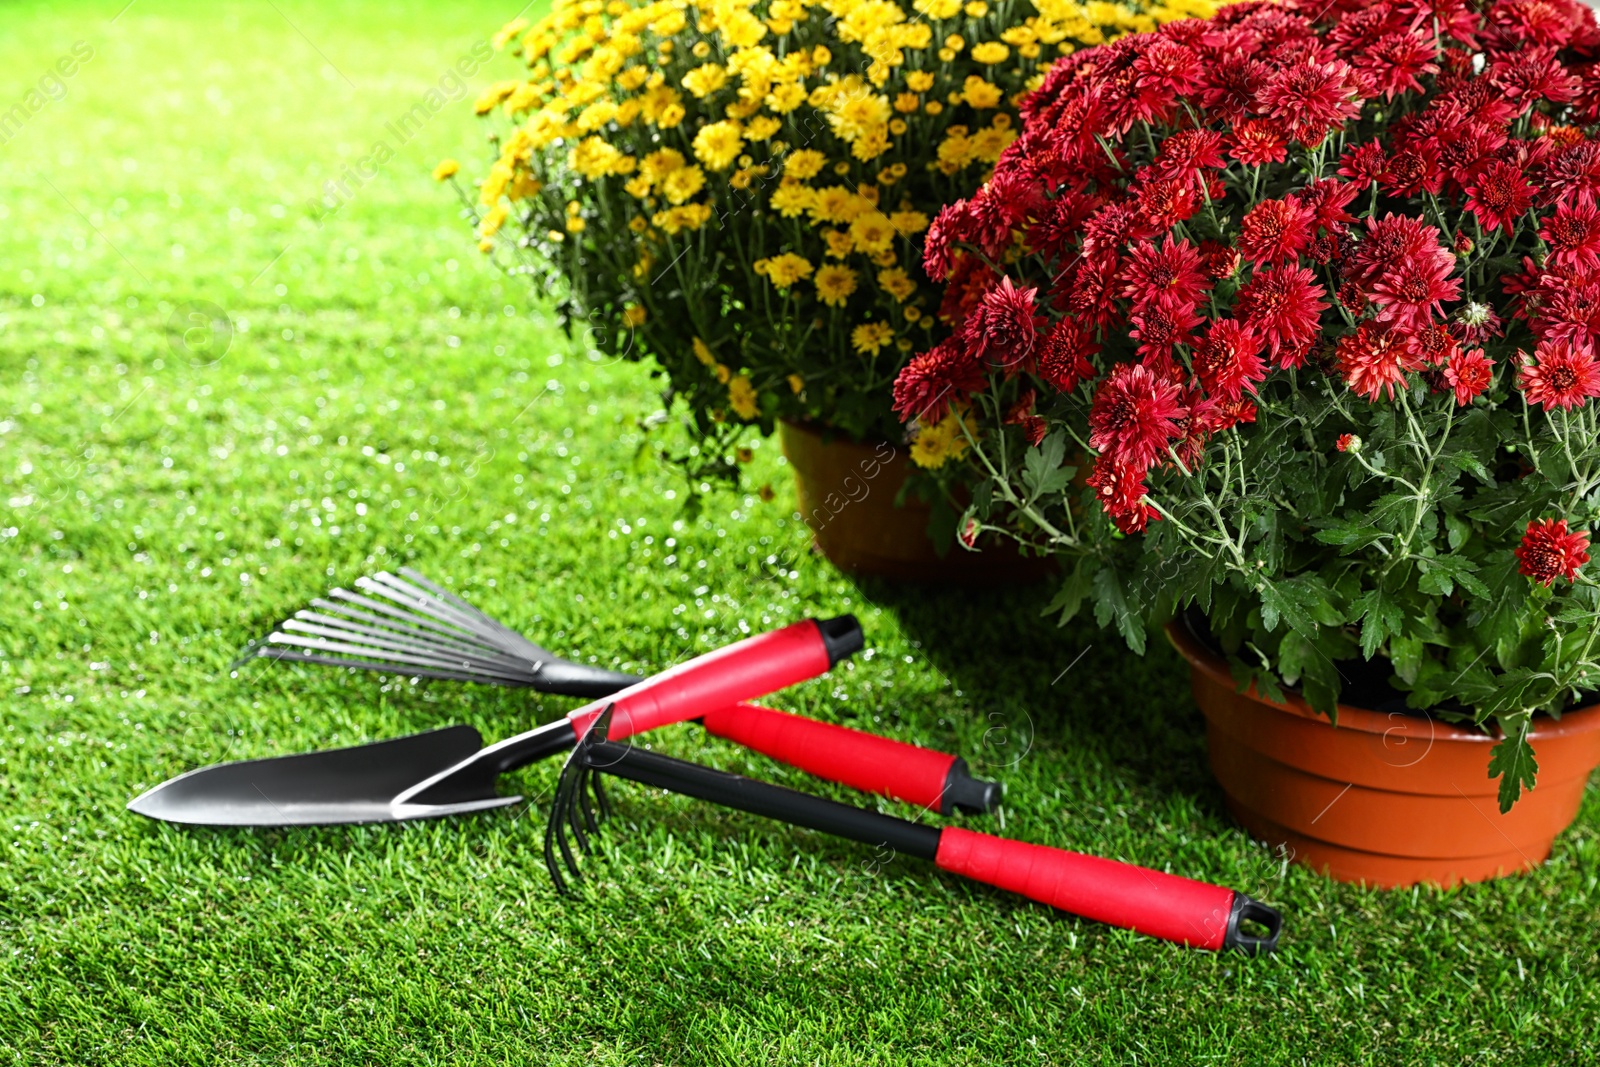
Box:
[899,0,1600,809]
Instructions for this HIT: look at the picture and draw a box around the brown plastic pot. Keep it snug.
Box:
[1167,620,1600,888]
[777,419,1051,584]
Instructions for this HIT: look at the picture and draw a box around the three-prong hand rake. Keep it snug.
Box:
[546,707,1283,955]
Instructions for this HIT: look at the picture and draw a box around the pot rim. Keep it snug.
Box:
[1164,619,1600,743]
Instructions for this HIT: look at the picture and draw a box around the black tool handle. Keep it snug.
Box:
[585,739,943,861]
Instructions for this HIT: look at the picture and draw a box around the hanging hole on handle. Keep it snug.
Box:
[1222,894,1284,956]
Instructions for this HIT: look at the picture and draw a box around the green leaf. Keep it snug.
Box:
[1021,431,1073,502]
[1350,585,1404,660]
[1416,555,1490,600]
[1389,633,1425,684]
[1042,556,1095,626]
[1092,564,1147,655]
[1311,518,1387,551]
[1487,716,1539,814]
[1256,574,1337,636]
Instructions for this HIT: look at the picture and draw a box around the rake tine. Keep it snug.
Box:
[360,573,531,653]
[560,775,588,877]
[282,615,538,672]
[306,597,484,648]
[591,770,612,822]
[263,634,539,684]
[301,599,534,667]
[576,765,601,836]
[249,647,524,686]
[545,769,580,892]
[369,572,512,638]
[380,571,554,660]
[566,762,593,856]
[543,810,572,894]
[322,588,491,644]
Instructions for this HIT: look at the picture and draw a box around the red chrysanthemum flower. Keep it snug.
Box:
[1336,321,1423,401]
[963,276,1044,370]
[1370,239,1462,329]
[1085,456,1160,534]
[1464,161,1535,234]
[1234,264,1330,363]
[1515,518,1591,586]
[1134,177,1201,231]
[1518,340,1600,409]
[1237,196,1315,266]
[1087,362,1185,472]
[1338,139,1388,190]
[1352,31,1440,101]
[1119,235,1211,314]
[1004,388,1049,447]
[1257,56,1364,144]
[1192,319,1267,401]
[1152,129,1226,181]
[892,340,987,423]
[1411,321,1461,366]
[1199,240,1241,280]
[1228,118,1289,168]
[1298,177,1360,232]
[1381,141,1445,197]
[1541,194,1600,269]
[1444,348,1495,405]
[1335,432,1358,453]
[1037,318,1099,394]
[1128,301,1202,361]
[1346,213,1437,287]
[1458,300,1504,343]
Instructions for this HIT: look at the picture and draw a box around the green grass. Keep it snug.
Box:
[2,1,1598,1063]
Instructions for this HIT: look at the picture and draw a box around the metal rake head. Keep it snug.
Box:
[233,568,638,695]
[544,704,619,894]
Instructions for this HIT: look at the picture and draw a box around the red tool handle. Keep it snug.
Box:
[566,617,859,740]
[701,703,991,813]
[935,827,1281,953]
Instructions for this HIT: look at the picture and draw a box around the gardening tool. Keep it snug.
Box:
[129,616,998,825]
[233,568,642,696]
[230,568,998,814]
[546,706,1285,955]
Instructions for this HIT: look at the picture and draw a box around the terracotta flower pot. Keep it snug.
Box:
[1167,619,1600,888]
[777,419,1051,584]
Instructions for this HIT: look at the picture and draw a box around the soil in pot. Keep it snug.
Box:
[1168,614,1600,888]
[777,419,1053,584]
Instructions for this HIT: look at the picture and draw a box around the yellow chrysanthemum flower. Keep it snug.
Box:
[661,165,707,204]
[692,120,744,170]
[814,264,859,307]
[851,321,894,356]
[877,267,915,301]
[755,252,814,289]
[432,158,461,181]
[681,62,728,98]
[783,149,827,180]
[728,374,759,419]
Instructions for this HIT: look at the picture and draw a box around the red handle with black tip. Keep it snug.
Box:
[583,616,997,812]
[490,616,997,814]
[564,616,863,739]
[701,704,996,814]
[565,719,1284,954]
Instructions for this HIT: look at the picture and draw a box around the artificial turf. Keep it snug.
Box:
[2,1,1598,1063]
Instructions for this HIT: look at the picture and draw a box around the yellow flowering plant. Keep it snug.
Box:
[461,0,1219,486]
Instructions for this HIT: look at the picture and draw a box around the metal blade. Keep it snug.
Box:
[126,726,518,826]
